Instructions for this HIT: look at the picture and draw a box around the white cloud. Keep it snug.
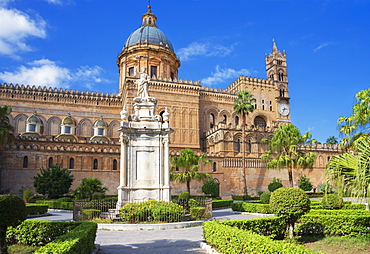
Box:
[0,59,110,89]
[0,7,46,57]
[313,42,331,52]
[0,59,71,88]
[0,0,13,7]
[177,42,234,61]
[201,65,251,86]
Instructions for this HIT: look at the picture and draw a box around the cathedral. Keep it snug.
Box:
[0,6,339,197]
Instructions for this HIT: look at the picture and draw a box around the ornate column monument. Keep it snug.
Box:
[117,68,173,208]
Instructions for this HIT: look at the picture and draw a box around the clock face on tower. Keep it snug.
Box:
[278,103,290,116]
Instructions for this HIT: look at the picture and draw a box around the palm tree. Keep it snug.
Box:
[262,123,317,187]
[326,136,338,144]
[326,136,370,199]
[233,90,256,194]
[170,149,211,194]
[0,106,14,149]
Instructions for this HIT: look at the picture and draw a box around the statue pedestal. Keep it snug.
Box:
[117,97,173,209]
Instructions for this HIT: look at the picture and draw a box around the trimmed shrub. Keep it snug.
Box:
[231,202,273,214]
[231,195,255,201]
[190,207,205,220]
[298,175,313,191]
[259,192,271,204]
[34,222,97,254]
[270,187,310,238]
[26,204,48,215]
[188,198,200,208]
[203,221,314,254]
[178,192,190,200]
[0,194,27,253]
[268,178,283,192]
[321,194,344,209]
[296,212,370,236]
[212,200,233,209]
[319,183,333,193]
[119,200,184,223]
[57,197,73,202]
[36,200,74,210]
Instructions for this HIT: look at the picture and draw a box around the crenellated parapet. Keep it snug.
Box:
[299,143,341,153]
[227,75,275,94]
[0,83,121,104]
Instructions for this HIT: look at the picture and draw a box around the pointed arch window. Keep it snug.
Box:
[236,139,241,153]
[222,115,227,124]
[210,113,215,128]
[93,159,98,170]
[23,156,28,168]
[48,157,53,168]
[235,116,239,126]
[69,158,74,169]
[247,140,252,153]
[212,162,217,172]
[113,159,118,170]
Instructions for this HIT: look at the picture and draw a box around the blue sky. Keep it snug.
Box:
[0,0,369,143]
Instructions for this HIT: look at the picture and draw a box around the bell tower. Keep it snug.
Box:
[265,41,291,122]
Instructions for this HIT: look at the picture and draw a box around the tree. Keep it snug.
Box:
[325,136,370,199]
[268,177,283,192]
[233,90,256,194]
[73,177,107,201]
[170,149,211,194]
[202,179,219,197]
[0,194,27,254]
[0,106,14,150]
[326,136,338,144]
[270,187,310,239]
[298,174,313,191]
[33,163,74,198]
[261,123,317,187]
[338,87,370,148]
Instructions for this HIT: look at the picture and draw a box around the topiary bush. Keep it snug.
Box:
[298,175,313,191]
[259,192,271,204]
[26,204,48,215]
[321,194,344,209]
[268,178,283,192]
[190,207,205,220]
[270,187,310,239]
[201,179,219,197]
[178,192,190,200]
[0,194,27,253]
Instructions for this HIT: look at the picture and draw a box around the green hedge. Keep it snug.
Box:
[6,221,79,246]
[36,200,73,210]
[81,209,101,220]
[219,217,286,239]
[231,202,272,214]
[26,204,48,215]
[212,200,233,209]
[310,203,366,210]
[231,195,259,201]
[190,207,205,220]
[296,211,370,236]
[34,222,97,254]
[203,221,314,254]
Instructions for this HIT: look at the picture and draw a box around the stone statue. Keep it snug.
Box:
[135,67,150,98]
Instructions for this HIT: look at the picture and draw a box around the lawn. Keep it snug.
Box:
[301,235,370,254]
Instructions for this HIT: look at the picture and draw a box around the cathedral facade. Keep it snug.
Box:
[0,6,339,197]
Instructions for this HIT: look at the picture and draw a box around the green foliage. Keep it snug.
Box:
[0,194,27,253]
[338,87,370,147]
[319,183,333,193]
[119,200,184,223]
[321,194,344,209]
[36,200,73,210]
[33,163,74,199]
[262,123,317,187]
[260,192,271,204]
[268,178,283,192]
[270,187,310,238]
[188,198,200,208]
[203,221,314,254]
[0,105,15,149]
[201,179,219,197]
[190,207,205,220]
[326,136,338,144]
[6,221,78,246]
[178,192,190,200]
[92,192,105,200]
[25,204,48,215]
[34,222,97,254]
[296,211,370,236]
[81,209,101,220]
[231,194,253,201]
[73,177,107,201]
[231,202,272,214]
[170,149,211,194]
[298,174,313,191]
[212,200,233,209]
[22,189,33,201]
[57,197,73,202]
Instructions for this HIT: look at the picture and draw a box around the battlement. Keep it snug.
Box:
[0,83,121,102]
[227,75,275,94]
